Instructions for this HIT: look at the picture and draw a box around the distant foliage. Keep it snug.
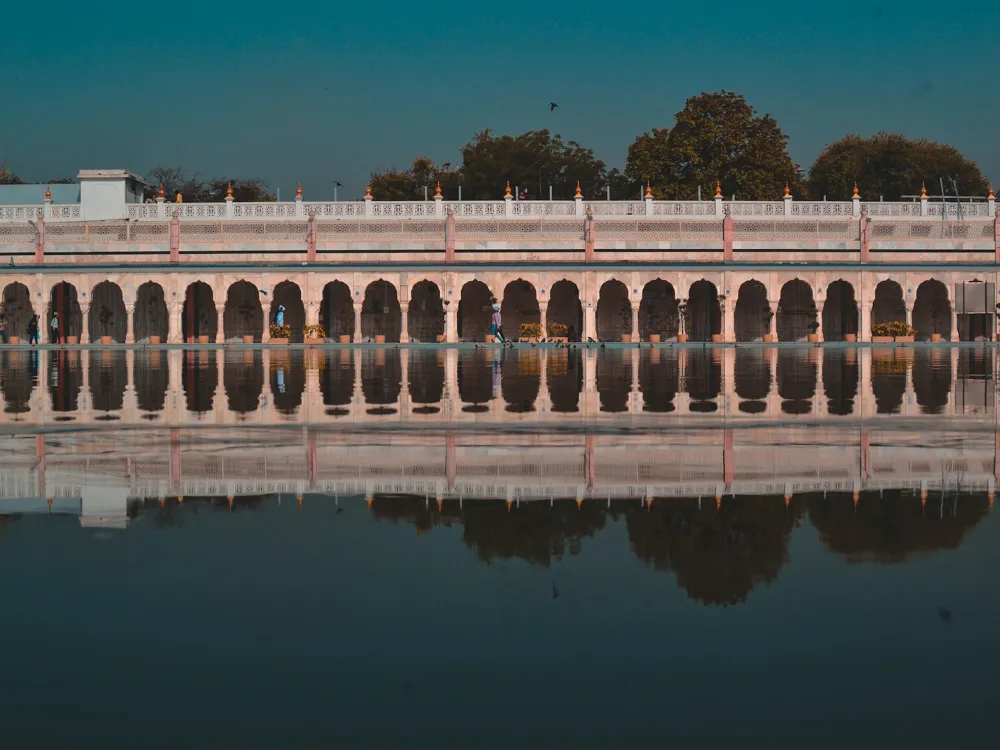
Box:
[872,321,917,338]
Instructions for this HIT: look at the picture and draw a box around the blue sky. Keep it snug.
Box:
[2,1,996,199]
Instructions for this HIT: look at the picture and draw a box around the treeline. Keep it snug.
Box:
[368,91,990,202]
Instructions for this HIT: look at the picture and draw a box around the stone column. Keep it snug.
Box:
[630,303,640,343]
[722,346,735,416]
[950,307,960,342]
[860,299,871,342]
[353,303,363,343]
[768,300,779,341]
[125,304,135,344]
[215,304,225,344]
[399,347,409,415]
[630,348,640,412]
[905,303,913,329]
[400,303,410,344]
[445,304,457,343]
[539,302,548,340]
[79,304,90,345]
[815,301,825,341]
[722,298,735,343]
[445,348,458,416]
[584,302,596,342]
[169,303,183,344]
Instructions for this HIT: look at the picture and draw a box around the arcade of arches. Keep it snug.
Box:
[0,274,986,343]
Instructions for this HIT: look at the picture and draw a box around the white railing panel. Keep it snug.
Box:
[0,205,43,221]
[442,201,505,218]
[369,202,437,218]
[231,203,298,218]
[790,202,854,217]
[726,202,785,216]
[511,201,576,217]
[305,202,366,218]
[652,201,719,217]
[585,202,646,216]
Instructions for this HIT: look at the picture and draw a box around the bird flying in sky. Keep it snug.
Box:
[549,102,559,111]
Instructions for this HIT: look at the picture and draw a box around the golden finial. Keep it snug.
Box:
[158,183,165,199]
[436,497,443,511]
[504,180,512,198]
[295,182,302,199]
[644,181,652,198]
[920,182,927,199]
[434,181,442,198]
[852,183,860,199]
[989,184,996,200]
[714,180,722,198]
[364,183,372,199]
[575,181,582,198]
[507,499,513,511]
[175,192,183,203]
[783,183,791,198]
[576,497,583,510]
[44,185,51,201]
[225,182,233,199]
[227,496,233,509]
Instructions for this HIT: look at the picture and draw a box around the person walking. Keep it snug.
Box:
[275,304,285,328]
[490,300,505,343]
[27,313,40,346]
[0,313,7,344]
[50,311,60,344]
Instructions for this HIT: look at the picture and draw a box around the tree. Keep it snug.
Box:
[626,91,804,200]
[143,166,275,202]
[807,133,989,201]
[368,157,461,201]
[0,162,24,185]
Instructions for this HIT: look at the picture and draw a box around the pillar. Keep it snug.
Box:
[169,303,183,345]
[722,298,734,343]
[79,304,90,345]
[768,300,779,340]
[860,298,871,342]
[584,302,596,342]
[630,303,639,343]
[539,302,548,340]
[353,303,362,343]
[815,300,825,341]
[400,303,410,344]
[125,304,135,344]
[445,304,457,343]
[950,307,959,343]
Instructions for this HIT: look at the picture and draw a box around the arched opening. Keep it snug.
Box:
[546,348,583,412]
[912,279,952,341]
[872,280,906,327]
[458,349,494,408]
[686,349,722,411]
[408,280,445,343]
[776,280,816,342]
[823,280,858,342]
[501,279,540,341]
[548,280,582,341]
[639,279,679,341]
[685,280,720,342]
[640,348,679,412]
[182,282,217,343]
[596,280,630,342]
[597,349,630,412]
[320,349,354,415]
[2,282,34,339]
[88,281,127,343]
[735,349,770,412]
[1,351,38,415]
[270,281,306,343]
[47,282,82,343]
[321,281,354,341]
[734,280,770,342]
[912,349,951,414]
[90,350,128,412]
[777,349,816,415]
[362,349,401,413]
[134,350,169,413]
[224,350,263,414]
[47,350,82,412]
[224,281,263,343]
[135,282,168,343]
[502,350,540,412]
[182,350,217,414]
[458,280,492,342]
[408,349,445,412]
[270,351,306,415]
[823,349,859,416]
[362,280,401,342]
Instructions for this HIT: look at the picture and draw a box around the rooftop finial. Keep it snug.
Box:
[44,185,51,201]
[504,180,512,198]
[783,183,791,198]
[175,192,183,203]
[365,183,372,199]
[989,184,995,200]
[644,181,652,198]
[434,181,442,198]
[575,181,582,198]
[920,182,927,199]
[158,184,164,199]
[295,182,302,199]
[852,182,860,199]
[714,180,722,198]
[226,182,233,199]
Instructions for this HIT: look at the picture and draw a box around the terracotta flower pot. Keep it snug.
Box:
[930,333,942,342]
[486,335,496,343]
[711,334,723,343]
[197,335,210,344]
[894,336,915,343]
[304,337,323,345]
[519,337,538,344]
[844,333,857,342]
[269,338,289,345]
[8,336,19,345]
[621,335,631,343]
[872,336,893,343]
[339,335,351,344]
[100,335,112,345]
[243,335,255,344]
[677,333,688,343]
[66,336,78,345]
[649,334,661,343]
[148,336,160,345]
[762,333,776,342]
[807,333,819,343]
[435,334,446,343]
[374,334,386,344]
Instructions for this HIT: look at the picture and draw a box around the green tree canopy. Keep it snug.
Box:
[807,133,989,201]
[145,166,275,202]
[368,156,459,201]
[626,91,803,200]
[0,162,24,185]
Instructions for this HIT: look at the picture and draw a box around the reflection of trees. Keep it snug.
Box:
[809,491,989,564]
[370,496,607,566]
[620,496,802,606]
[128,496,267,527]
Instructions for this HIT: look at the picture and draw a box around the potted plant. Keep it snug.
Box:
[547,322,569,343]
[435,333,446,343]
[303,323,325,344]
[871,322,894,343]
[892,320,917,343]
[269,323,290,344]
[762,308,776,342]
[373,315,386,344]
[339,333,352,344]
[98,304,114,345]
[677,300,688,343]
[243,334,255,344]
[519,322,543,343]
[807,319,820,343]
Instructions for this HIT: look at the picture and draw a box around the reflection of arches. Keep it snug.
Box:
[182,282,217,342]
[686,280,720,342]
[1,350,37,414]
[823,349,858,416]
[320,349,354,414]
[823,280,858,342]
[183,350,217,413]
[640,348,679,412]
[501,279,540,339]
[458,280,492,342]
[872,280,905,326]
[89,281,127,343]
[134,350,168,413]
[362,280,401,342]
[502,350,540,412]
[597,350,630,412]
[2,282,34,339]
[47,282,82,343]
[135,282,168,343]
[912,349,951,415]
[47,350,82,412]
[548,280,582,341]
[912,279,951,341]
[596,280,630,342]
[734,349,770,401]
[734,280,769,342]
[362,349,401,412]
[321,281,353,340]
[270,351,306,415]
[546,348,583,412]
[90,350,128,412]
[639,280,678,341]
[686,350,722,407]
[408,350,444,410]
[776,279,815,342]
[777,349,816,415]
[871,351,906,414]
[225,281,264,342]
[224,351,264,414]
[458,350,493,406]
[408,280,444,342]
[270,281,305,343]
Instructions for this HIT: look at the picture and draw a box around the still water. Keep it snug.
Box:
[1,346,998,748]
